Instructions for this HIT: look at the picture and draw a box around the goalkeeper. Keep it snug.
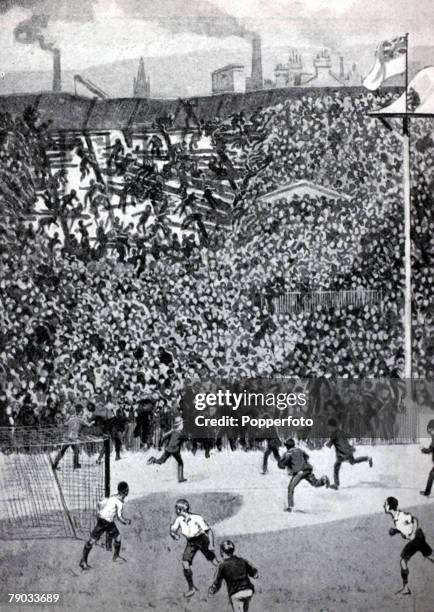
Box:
[52,404,91,470]
[79,481,131,570]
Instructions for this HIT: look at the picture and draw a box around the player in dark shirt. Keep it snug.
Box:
[278,438,329,511]
[147,416,188,482]
[134,399,154,447]
[110,407,128,461]
[261,434,281,474]
[209,540,258,612]
[326,418,373,490]
[420,419,434,497]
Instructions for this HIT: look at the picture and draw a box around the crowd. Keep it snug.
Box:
[0,87,433,442]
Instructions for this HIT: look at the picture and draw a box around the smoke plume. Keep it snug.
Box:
[4,0,95,53]
[0,0,95,21]
[13,13,59,53]
[6,0,257,56]
[117,0,256,41]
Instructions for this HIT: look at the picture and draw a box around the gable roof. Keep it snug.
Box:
[260,180,351,203]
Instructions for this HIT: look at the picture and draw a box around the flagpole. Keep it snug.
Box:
[403,33,412,411]
[405,33,409,111]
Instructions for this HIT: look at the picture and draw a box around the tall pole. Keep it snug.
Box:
[403,33,413,429]
[403,33,412,381]
[104,436,111,498]
[402,118,412,381]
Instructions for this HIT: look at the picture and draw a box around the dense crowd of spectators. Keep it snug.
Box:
[0,87,433,440]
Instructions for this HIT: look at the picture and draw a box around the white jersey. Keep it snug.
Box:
[171,513,209,539]
[393,511,417,540]
[98,496,124,522]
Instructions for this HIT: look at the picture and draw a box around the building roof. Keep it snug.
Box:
[260,180,351,203]
[303,71,346,87]
[212,64,245,76]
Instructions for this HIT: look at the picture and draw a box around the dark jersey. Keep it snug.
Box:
[278,448,312,474]
[422,435,434,462]
[266,436,280,449]
[211,556,257,597]
[164,429,188,453]
[110,413,128,434]
[326,430,354,459]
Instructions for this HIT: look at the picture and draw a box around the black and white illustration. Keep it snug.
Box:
[1,1,434,610]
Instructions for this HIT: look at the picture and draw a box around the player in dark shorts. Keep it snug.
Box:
[261,434,281,474]
[384,496,434,595]
[420,419,434,497]
[79,481,131,570]
[147,416,188,482]
[278,438,329,512]
[209,540,258,612]
[170,498,218,598]
[326,418,373,489]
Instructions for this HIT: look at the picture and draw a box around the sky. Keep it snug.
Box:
[0,0,432,74]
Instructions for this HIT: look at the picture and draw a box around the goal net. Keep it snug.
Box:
[0,427,109,540]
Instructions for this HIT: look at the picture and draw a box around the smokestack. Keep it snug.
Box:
[339,56,345,79]
[251,34,263,90]
[53,48,61,93]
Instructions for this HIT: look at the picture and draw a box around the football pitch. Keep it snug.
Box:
[1,446,434,612]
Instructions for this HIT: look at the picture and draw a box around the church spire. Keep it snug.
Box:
[133,57,151,98]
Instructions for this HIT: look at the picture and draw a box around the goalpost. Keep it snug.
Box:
[0,427,110,540]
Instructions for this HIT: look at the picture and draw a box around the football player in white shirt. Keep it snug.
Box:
[79,481,131,570]
[384,496,434,595]
[170,498,219,598]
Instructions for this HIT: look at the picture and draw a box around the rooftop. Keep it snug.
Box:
[212,64,245,75]
[260,180,351,203]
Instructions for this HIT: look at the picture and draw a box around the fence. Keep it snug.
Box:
[268,289,383,314]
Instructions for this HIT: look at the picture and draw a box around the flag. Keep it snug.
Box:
[363,36,407,91]
[371,67,434,115]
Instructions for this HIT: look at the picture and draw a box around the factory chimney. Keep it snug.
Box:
[339,56,345,79]
[52,49,62,92]
[250,34,263,90]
